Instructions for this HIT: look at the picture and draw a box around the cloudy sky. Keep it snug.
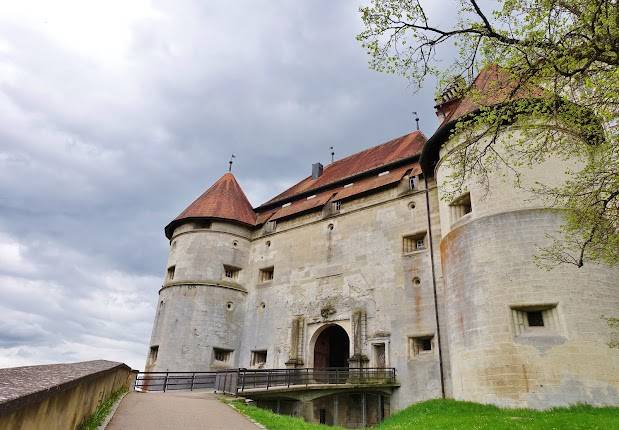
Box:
[0,0,455,369]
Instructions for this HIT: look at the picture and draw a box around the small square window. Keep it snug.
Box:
[409,176,419,191]
[167,266,175,281]
[250,350,267,368]
[449,192,472,224]
[149,345,159,363]
[403,233,426,253]
[259,267,274,283]
[213,348,232,363]
[332,201,342,212]
[223,265,241,281]
[511,304,560,336]
[409,335,433,357]
[527,311,544,327]
[265,220,277,233]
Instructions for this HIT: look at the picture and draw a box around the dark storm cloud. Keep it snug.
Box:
[0,0,456,369]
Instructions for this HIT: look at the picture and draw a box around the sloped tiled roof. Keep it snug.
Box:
[438,64,543,128]
[420,64,544,173]
[259,131,426,208]
[165,172,256,237]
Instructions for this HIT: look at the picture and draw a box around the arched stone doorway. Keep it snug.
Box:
[313,324,350,368]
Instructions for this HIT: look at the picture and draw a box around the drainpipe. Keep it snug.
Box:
[424,176,446,398]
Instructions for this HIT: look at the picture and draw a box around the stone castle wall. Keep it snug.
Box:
[435,127,619,407]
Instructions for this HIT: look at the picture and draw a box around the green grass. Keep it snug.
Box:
[78,386,128,430]
[226,398,619,430]
[375,399,619,430]
[226,399,346,430]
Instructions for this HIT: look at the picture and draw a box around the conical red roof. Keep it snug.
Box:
[165,173,256,238]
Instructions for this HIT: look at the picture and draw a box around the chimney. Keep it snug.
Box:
[312,162,323,180]
[434,76,467,121]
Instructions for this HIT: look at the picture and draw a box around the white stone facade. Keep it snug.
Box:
[145,125,619,413]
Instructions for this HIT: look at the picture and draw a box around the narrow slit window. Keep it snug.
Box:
[149,345,159,363]
[167,266,175,281]
[409,176,419,191]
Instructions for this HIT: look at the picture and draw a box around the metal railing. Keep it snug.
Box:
[134,367,396,394]
[134,371,217,392]
[237,367,396,392]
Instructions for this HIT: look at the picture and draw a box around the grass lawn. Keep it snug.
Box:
[226,398,619,430]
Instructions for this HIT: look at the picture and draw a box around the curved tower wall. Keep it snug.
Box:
[436,127,619,408]
[146,220,250,371]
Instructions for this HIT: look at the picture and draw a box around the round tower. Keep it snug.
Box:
[421,66,619,408]
[145,172,255,372]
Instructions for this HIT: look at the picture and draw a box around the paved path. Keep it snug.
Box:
[106,391,260,430]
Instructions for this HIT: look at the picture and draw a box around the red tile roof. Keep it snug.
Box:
[420,64,544,173]
[165,172,256,237]
[259,131,426,208]
[437,64,543,128]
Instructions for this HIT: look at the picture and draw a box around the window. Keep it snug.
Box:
[194,220,211,229]
[527,311,544,327]
[149,345,159,363]
[259,267,274,283]
[265,220,277,233]
[409,335,434,357]
[223,265,240,281]
[332,200,341,212]
[213,348,232,363]
[408,335,434,358]
[403,233,426,253]
[449,192,472,224]
[373,343,386,368]
[511,304,560,336]
[409,176,419,191]
[250,350,267,368]
[167,265,175,281]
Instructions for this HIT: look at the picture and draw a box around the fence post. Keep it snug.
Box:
[266,370,271,389]
[235,369,240,395]
[240,369,246,392]
[163,372,168,392]
[190,372,195,391]
[336,368,339,384]
[306,368,309,388]
[287,369,290,388]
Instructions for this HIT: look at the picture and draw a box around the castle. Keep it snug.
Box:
[145,66,619,426]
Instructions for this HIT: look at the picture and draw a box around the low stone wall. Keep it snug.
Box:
[0,360,135,430]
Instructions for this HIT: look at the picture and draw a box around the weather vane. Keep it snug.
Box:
[412,112,420,131]
[228,154,236,172]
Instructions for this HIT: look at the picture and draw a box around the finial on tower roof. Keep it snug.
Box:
[412,112,420,131]
[330,147,335,163]
[228,154,236,172]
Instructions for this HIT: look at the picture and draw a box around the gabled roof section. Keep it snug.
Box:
[259,130,426,208]
[165,172,256,238]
